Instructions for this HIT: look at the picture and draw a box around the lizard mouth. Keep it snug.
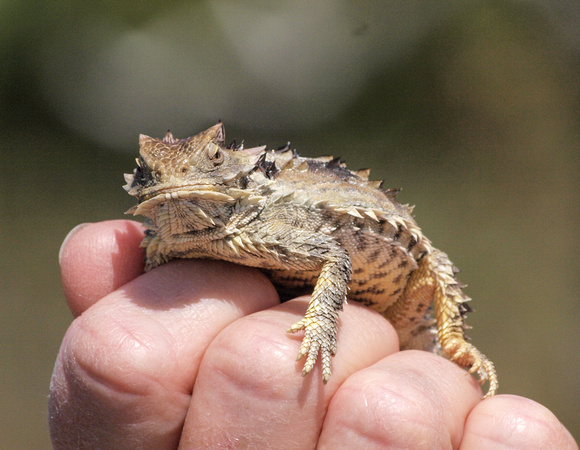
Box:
[145,184,236,204]
[125,186,236,215]
[139,184,234,202]
[124,183,259,217]
[123,164,237,201]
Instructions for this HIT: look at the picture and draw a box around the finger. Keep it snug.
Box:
[180,299,399,448]
[460,394,578,449]
[59,220,146,316]
[49,259,279,449]
[319,350,483,448]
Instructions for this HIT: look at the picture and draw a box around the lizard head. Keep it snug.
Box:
[124,122,265,204]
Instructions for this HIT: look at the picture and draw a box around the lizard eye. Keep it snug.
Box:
[208,146,224,166]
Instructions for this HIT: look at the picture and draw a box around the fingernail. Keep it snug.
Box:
[59,223,91,266]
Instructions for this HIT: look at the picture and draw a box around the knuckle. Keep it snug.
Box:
[201,316,298,394]
[328,375,452,448]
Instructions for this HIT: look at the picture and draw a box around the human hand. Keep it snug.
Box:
[50,220,577,448]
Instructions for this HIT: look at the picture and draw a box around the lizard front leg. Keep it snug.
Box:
[286,249,352,383]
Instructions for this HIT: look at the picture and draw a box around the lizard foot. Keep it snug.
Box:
[287,317,337,383]
[447,340,498,398]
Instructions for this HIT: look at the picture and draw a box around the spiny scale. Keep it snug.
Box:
[124,122,497,397]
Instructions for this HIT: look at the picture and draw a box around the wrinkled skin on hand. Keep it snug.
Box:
[49,221,578,449]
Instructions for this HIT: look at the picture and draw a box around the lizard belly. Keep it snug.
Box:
[266,234,417,314]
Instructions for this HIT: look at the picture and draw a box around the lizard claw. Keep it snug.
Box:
[288,318,337,383]
[448,341,498,397]
[287,319,306,335]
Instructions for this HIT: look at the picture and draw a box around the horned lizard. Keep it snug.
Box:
[124,122,498,397]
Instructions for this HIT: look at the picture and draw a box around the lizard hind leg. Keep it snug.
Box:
[387,250,498,398]
[430,250,498,397]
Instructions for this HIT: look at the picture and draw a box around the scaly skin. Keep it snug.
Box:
[124,122,498,397]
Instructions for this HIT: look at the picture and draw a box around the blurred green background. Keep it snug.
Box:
[1,1,578,447]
